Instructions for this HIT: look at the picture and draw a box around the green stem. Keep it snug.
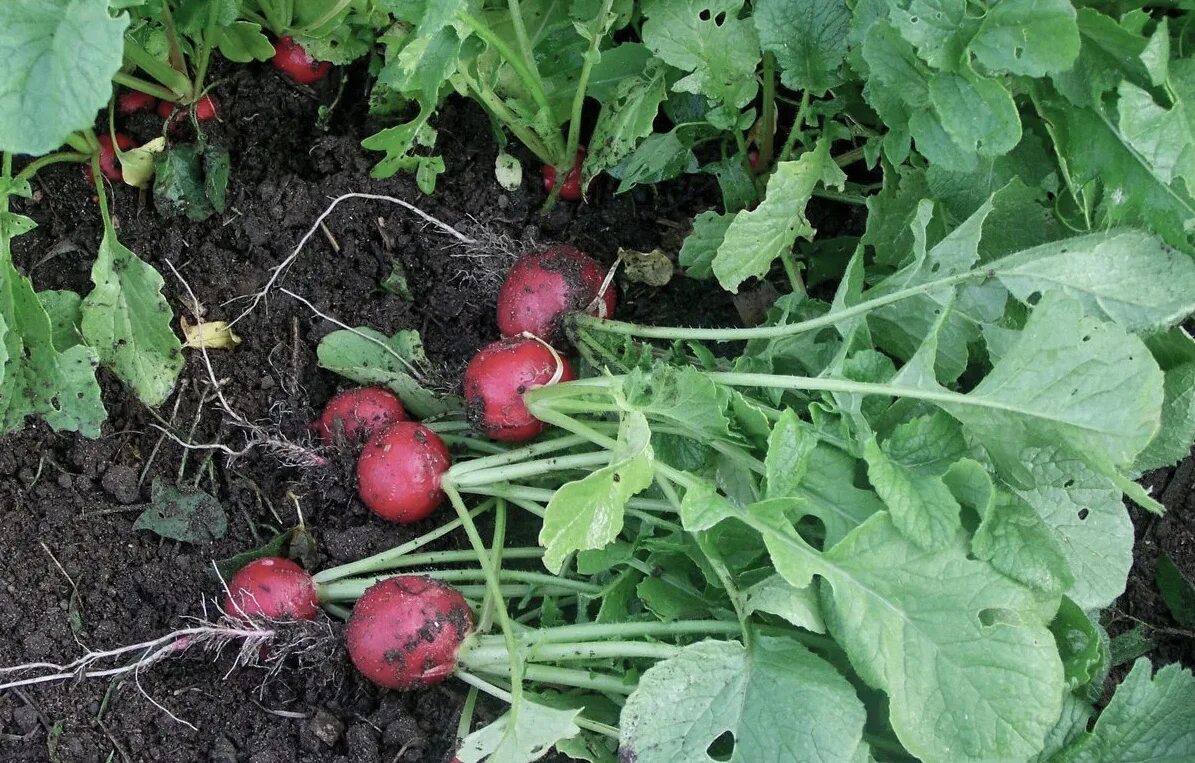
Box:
[448,434,591,477]
[811,188,868,206]
[318,568,600,602]
[518,619,743,644]
[564,0,615,167]
[778,90,811,163]
[454,72,556,164]
[191,0,222,93]
[505,0,538,77]
[456,685,479,743]
[311,501,496,583]
[112,72,180,102]
[66,132,98,155]
[321,547,545,578]
[833,146,866,167]
[438,434,508,455]
[455,672,620,738]
[479,499,507,632]
[779,250,805,296]
[443,482,526,709]
[570,268,983,342]
[122,38,193,99]
[13,152,90,183]
[466,639,680,667]
[456,14,553,132]
[450,452,611,488]
[323,602,351,620]
[473,663,633,695]
[758,52,776,170]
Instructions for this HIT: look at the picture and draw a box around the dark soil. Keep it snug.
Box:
[0,62,730,763]
[0,58,1191,763]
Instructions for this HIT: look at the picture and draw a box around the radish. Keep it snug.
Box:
[158,95,219,132]
[223,557,319,621]
[542,148,586,201]
[118,90,158,115]
[315,387,406,445]
[345,576,473,690]
[463,337,575,443]
[271,36,332,85]
[84,133,136,183]
[497,246,616,346]
[357,422,451,523]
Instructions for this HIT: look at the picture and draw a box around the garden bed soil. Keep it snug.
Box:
[0,63,1190,763]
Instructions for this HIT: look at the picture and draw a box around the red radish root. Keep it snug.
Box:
[542,148,587,201]
[118,90,158,115]
[464,337,575,442]
[315,387,407,445]
[85,133,136,183]
[497,246,616,347]
[272,36,332,84]
[345,576,473,690]
[357,423,451,523]
[224,557,320,621]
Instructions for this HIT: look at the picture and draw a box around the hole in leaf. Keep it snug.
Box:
[1081,335,1091,342]
[713,11,726,25]
[930,262,941,273]
[1077,508,1089,520]
[978,608,1020,627]
[707,732,735,761]
[1063,479,1075,488]
[1026,291,1041,306]
[698,8,711,20]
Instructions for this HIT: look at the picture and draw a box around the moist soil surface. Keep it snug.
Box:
[0,63,1191,763]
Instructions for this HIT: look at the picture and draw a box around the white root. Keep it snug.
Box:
[227,192,478,327]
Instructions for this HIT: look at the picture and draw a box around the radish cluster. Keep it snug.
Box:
[90,90,222,184]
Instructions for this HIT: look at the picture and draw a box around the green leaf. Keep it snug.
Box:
[1135,362,1195,472]
[971,0,1080,77]
[820,514,1064,762]
[0,0,129,155]
[994,230,1195,333]
[640,0,760,128]
[1049,597,1107,692]
[1155,552,1195,629]
[1048,9,1150,109]
[623,365,733,442]
[315,327,452,418]
[790,443,886,549]
[539,412,654,574]
[891,0,973,71]
[743,574,825,633]
[712,138,846,293]
[585,60,667,182]
[1034,86,1195,255]
[678,210,734,279]
[764,409,816,499]
[754,0,849,95]
[457,698,580,763]
[1011,443,1134,611]
[923,294,1163,487]
[37,290,83,352]
[863,437,961,551]
[80,229,182,408]
[1116,81,1195,199]
[153,145,216,222]
[1052,660,1195,763]
[0,227,105,436]
[215,21,275,63]
[928,66,1021,157]
[610,130,699,192]
[619,636,866,763]
[203,145,231,213]
[133,478,227,544]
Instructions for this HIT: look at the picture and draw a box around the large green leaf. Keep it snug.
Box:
[970,0,1080,77]
[457,697,580,763]
[584,59,667,182]
[619,636,867,763]
[819,514,1064,762]
[0,0,129,155]
[80,230,183,408]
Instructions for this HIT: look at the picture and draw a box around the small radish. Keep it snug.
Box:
[497,246,616,347]
[542,147,586,201]
[158,95,219,132]
[272,36,332,85]
[357,423,451,523]
[84,133,136,183]
[118,90,158,115]
[345,576,473,690]
[315,387,406,445]
[223,557,319,621]
[463,337,575,443]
